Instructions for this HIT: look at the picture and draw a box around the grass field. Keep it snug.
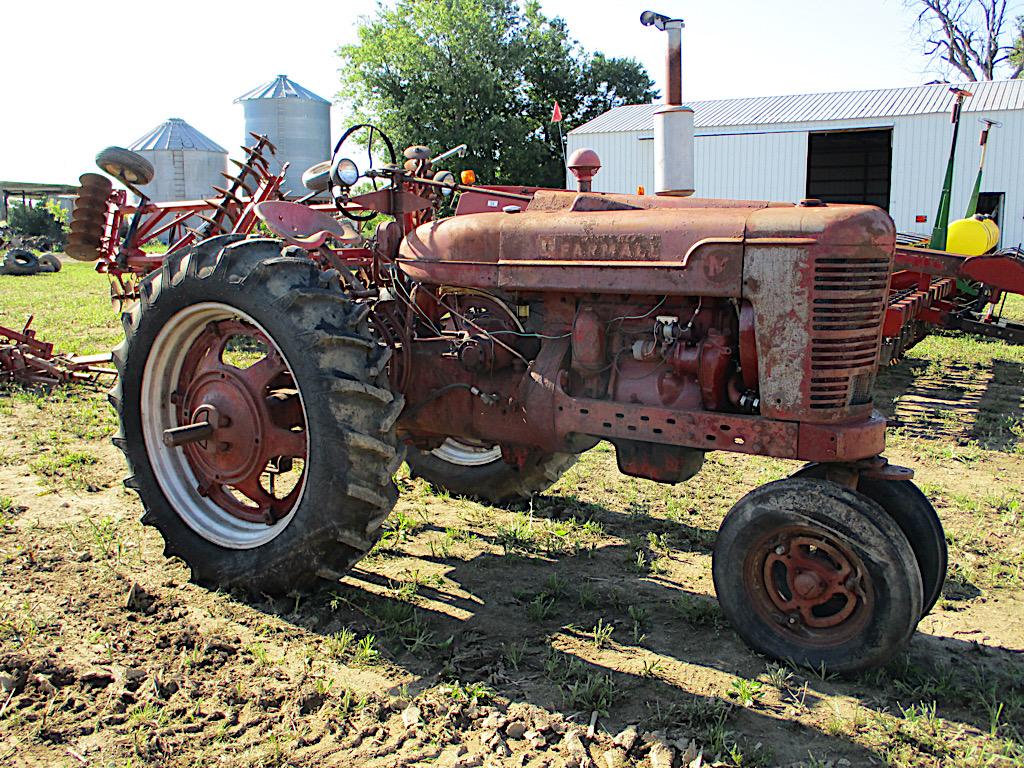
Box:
[1,263,1022,767]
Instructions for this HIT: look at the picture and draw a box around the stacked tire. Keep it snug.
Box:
[0,249,62,276]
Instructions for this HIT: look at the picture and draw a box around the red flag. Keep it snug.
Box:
[551,100,563,123]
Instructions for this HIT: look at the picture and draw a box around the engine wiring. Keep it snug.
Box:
[401,382,498,422]
[384,281,707,388]
[608,295,668,325]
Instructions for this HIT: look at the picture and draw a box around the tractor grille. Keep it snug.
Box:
[808,253,892,412]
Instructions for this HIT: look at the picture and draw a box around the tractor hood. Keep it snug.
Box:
[397,190,895,297]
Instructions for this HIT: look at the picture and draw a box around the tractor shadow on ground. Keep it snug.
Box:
[264,546,877,764]
[876,358,1024,451]
[489,491,719,555]
[249,509,1024,764]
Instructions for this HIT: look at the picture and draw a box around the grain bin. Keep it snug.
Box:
[128,118,228,203]
[235,75,331,198]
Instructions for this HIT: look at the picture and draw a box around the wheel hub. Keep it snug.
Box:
[182,370,262,484]
[793,569,827,600]
[751,529,872,638]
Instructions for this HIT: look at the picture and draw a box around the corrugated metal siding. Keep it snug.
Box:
[566,108,1024,248]
[242,97,331,197]
[571,79,1024,134]
[134,147,227,204]
[566,132,655,195]
[567,130,805,201]
[890,109,1024,247]
[694,131,807,201]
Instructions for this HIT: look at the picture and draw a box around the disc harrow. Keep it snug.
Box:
[65,134,287,304]
[0,317,116,388]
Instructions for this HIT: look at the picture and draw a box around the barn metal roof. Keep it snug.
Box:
[570,79,1024,134]
[235,74,331,104]
[128,118,227,153]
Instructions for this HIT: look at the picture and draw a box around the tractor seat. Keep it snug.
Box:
[255,201,362,249]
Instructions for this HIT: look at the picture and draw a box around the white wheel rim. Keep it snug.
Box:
[430,438,502,467]
[141,302,308,549]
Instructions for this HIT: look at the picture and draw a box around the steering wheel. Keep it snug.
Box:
[331,124,398,222]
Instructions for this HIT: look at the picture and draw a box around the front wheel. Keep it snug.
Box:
[712,478,923,673]
[790,465,946,617]
[406,440,575,505]
[110,236,402,594]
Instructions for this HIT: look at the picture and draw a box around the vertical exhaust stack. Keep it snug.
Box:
[642,11,695,197]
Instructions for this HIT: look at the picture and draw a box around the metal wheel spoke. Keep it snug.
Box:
[265,425,307,460]
[233,474,275,510]
[146,301,310,544]
[190,334,230,378]
[236,351,286,394]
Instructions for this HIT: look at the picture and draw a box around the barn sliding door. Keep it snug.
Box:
[806,128,892,210]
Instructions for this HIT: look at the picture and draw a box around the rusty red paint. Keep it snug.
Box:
[665,24,682,106]
[396,201,896,468]
[398,205,750,296]
[255,201,361,248]
[570,307,605,374]
[960,250,1024,295]
[738,301,759,390]
[567,148,602,192]
[761,530,871,630]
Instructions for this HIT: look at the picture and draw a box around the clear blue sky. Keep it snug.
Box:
[0,0,979,184]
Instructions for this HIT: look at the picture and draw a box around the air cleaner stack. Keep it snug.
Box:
[643,10,695,197]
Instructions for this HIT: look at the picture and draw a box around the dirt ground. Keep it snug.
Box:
[1,270,1023,767]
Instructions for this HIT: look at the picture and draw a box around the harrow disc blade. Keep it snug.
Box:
[65,244,103,262]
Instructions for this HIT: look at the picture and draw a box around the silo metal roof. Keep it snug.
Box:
[570,79,1024,134]
[129,118,227,153]
[235,74,331,104]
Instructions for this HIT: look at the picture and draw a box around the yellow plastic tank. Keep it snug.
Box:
[947,216,1000,256]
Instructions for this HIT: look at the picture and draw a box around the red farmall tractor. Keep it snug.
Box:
[69,114,945,674]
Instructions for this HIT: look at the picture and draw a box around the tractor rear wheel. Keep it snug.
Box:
[111,236,402,595]
[712,478,923,673]
[406,441,576,505]
[790,465,947,617]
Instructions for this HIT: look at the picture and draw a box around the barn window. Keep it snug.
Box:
[806,128,893,210]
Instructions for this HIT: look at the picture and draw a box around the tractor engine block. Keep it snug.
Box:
[394,189,896,482]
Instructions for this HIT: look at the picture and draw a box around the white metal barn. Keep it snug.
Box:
[566,80,1024,247]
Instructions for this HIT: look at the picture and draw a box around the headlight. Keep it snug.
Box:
[433,170,456,196]
[332,157,360,187]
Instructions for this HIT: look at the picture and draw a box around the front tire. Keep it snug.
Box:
[110,236,402,594]
[712,478,923,673]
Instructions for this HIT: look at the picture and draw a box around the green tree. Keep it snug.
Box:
[1012,15,1024,74]
[337,0,657,187]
